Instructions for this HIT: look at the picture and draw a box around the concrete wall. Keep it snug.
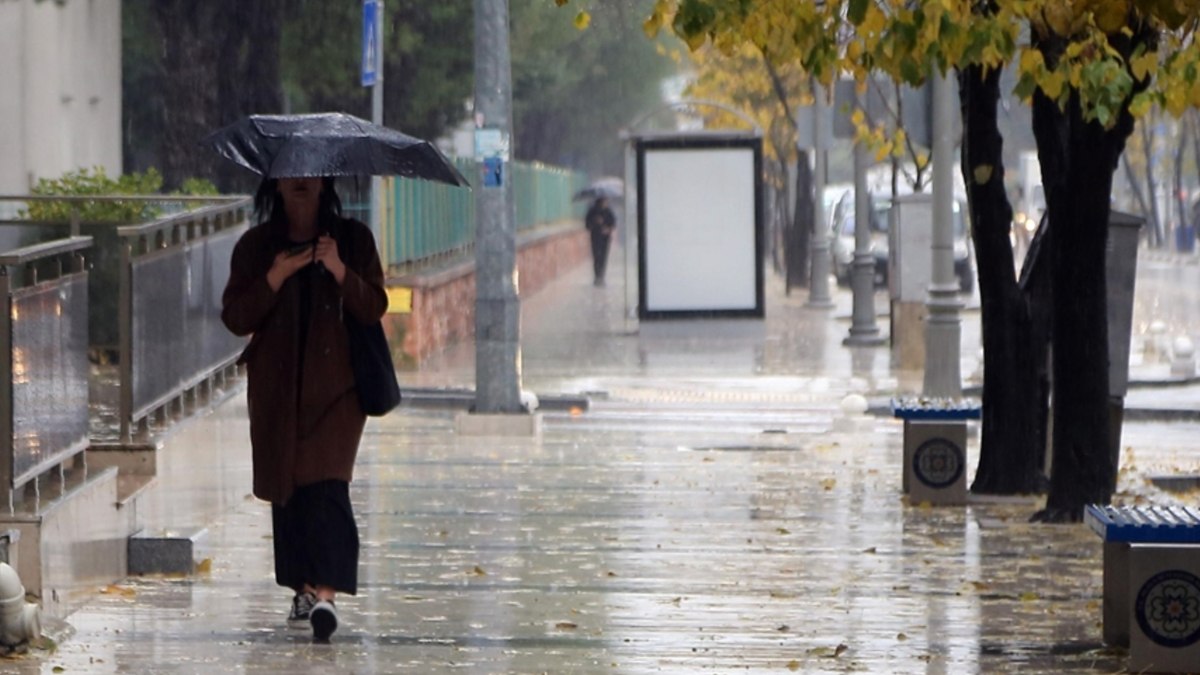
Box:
[385,224,590,365]
[0,0,122,198]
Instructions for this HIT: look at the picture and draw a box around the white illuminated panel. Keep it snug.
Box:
[638,140,762,317]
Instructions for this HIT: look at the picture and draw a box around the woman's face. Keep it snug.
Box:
[277,177,324,212]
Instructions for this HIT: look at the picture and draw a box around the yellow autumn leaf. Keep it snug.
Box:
[860,4,887,36]
[1166,85,1188,117]
[1130,50,1157,82]
[574,11,591,30]
[1020,591,1039,602]
[973,164,993,185]
[1094,0,1129,33]
[1018,48,1045,77]
[846,40,863,63]
[1042,69,1066,100]
[644,13,661,39]
[1129,92,1154,118]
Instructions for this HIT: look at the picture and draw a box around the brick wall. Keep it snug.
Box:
[384,222,589,366]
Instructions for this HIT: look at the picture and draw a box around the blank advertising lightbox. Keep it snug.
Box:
[636,135,764,319]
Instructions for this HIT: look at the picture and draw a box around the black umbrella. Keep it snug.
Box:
[203,112,470,187]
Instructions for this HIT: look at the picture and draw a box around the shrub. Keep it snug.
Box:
[20,167,219,223]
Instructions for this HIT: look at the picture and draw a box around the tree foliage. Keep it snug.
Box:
[123,0,675,185]
[511,0,679,174]
[281,0,474,146]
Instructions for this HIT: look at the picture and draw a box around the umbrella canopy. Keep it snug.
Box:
[573,176,624,202]
[203,112,470,187]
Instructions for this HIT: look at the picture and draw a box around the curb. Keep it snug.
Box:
[400,387,590,412]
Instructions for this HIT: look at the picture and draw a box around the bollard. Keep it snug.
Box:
[891,397,980,505]
[833,394,870,433]
[1170,336,1196,378]
[0,563,39,648]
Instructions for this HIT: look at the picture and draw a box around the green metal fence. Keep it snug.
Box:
[381,158,589,269]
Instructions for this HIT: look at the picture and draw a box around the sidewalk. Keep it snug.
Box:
[23,249,1200,673]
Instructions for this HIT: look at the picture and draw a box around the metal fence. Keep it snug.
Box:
[117,200,250,441]
[0,237,92,510]
[379,158,588,269]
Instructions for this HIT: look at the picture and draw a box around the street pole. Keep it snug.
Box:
[472,0,524,413]
[844,89,884,346]
[922,71,963,397]
[808,81,834,308]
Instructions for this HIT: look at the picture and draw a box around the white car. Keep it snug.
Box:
[830,192,974,292]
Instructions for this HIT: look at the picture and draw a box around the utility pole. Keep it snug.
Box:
[472,0,523,414]
[922,71,963,397]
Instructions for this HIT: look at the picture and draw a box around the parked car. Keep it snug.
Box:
[829,191,974,293]
[829,191,891,287]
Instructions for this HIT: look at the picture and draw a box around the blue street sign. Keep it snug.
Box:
[362,0,379,87]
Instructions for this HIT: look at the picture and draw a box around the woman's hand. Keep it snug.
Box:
[314,235,346,284]
[266,247,314,292]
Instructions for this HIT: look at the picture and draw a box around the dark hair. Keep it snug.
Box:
[253,177,343,231]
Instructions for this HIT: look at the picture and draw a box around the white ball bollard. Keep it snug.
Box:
[840,393,869,416]
[1171,336,1196,378]
[833,393,870,432]
[0,563,39,648]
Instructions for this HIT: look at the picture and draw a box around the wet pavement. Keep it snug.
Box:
[18,248,1200,673]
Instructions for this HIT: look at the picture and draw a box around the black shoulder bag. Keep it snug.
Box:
[337,223,401,416]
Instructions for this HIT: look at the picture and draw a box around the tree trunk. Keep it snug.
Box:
[154,1,223,190]
[1141,120,1163,247]
[1121,154,1152,226]
[1174,120,1187,248]
[787,150,813,291]
[959,64,1048,495]
[1032,88,1136,522]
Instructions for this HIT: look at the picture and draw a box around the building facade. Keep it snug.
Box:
[0,0,121,199]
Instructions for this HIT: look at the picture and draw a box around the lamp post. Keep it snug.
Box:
[844,90,885,346]
[922,71,963,397]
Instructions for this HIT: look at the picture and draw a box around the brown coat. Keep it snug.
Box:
[221,217,388,505]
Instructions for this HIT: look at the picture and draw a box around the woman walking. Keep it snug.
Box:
[221,176,387,643]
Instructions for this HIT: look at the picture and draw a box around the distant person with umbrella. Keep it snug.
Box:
[585,195,617,286]
[211,113,468,643]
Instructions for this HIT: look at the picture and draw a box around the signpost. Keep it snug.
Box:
[362,0,383,241]
[361,0,379,87]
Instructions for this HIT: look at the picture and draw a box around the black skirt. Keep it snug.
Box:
[272,480,360,595]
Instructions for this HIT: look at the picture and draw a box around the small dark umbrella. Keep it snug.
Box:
[203,112,470,187]
[573,176,624,202]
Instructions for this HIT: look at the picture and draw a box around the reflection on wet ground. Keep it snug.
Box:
[26,248,1200,673]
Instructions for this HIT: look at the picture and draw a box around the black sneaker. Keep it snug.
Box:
[287,592,315,628]
[310,599,338,643]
